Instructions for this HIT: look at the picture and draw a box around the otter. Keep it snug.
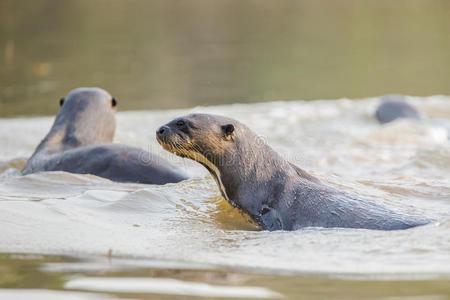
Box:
[375,95,423,124]
[156,113,431,231]
[375,95,450,139]
[23,87,188,184]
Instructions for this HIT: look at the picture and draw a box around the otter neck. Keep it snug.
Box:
[31,123,69,157]
[212,141,293,218]
[32,116,114,158]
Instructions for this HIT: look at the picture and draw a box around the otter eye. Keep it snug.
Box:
[111,98,117,107]
[176,120,185,127]
[221,124,234,136]
[59,98,65,107]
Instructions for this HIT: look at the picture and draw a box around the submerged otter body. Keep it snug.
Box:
[376,95,450,139]
[157,113,431,231]
[23,87,188,184]
[375,95,422,124]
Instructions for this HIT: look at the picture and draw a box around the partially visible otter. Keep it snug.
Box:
[375,95,423,124]
[156,114,431,231]
[376,95,450,138]
[23,87,188,184]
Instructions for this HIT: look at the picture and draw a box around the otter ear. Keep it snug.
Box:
[59,98,65,107]
[111,98,117,107]
[221,124,234,140]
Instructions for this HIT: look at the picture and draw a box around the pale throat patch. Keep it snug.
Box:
[174,147,233,206]
[43,126,67,155]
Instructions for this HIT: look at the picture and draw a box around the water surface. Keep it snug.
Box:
[0,97,449,298]
[1,253,449,299]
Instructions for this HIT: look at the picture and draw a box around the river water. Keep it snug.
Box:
[0,96,449,299]
[2,0,450,117]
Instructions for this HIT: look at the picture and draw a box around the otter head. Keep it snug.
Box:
[156,113,255,203]
[50,87,117,152]
[156,113,241,165]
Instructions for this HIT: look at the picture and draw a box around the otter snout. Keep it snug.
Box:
[157,125,170,139]
[156,125,178,149]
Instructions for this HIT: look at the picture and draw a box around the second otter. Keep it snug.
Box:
[23,87,188,184]
[157,114,431,231]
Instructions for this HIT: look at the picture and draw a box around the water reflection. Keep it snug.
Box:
[1,0,449,117]
[1,254,449,300]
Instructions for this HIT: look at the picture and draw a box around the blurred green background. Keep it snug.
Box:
[1,0,449,117]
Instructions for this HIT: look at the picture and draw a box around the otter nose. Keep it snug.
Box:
[157,126,169,137]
